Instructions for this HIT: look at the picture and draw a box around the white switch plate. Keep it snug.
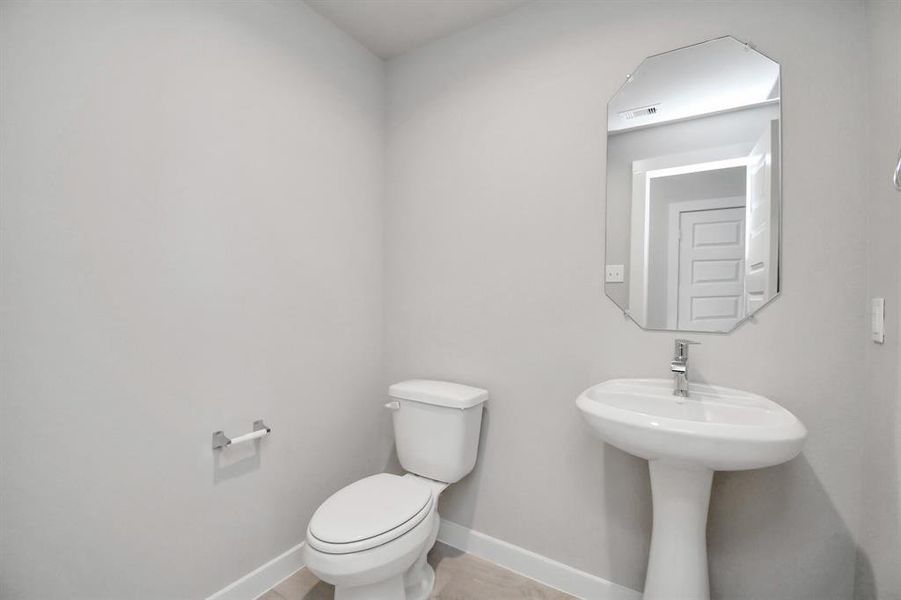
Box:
[871,297,885,343]
[605,264,625,283]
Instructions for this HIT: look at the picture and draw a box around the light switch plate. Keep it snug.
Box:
[871,297,885,344]
[605,264,624,283]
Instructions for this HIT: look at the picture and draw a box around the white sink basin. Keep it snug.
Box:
[576,378,806,600]
[576,378,806,471]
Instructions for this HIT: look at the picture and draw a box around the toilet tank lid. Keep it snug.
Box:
[389,379,488,409]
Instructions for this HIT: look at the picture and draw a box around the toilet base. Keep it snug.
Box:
[404,506,439,600]
[404,558,435,600]
[335,575,405,600]
[331,551,435,600]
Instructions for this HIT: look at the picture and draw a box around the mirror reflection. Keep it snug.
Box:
[605,37,781,332]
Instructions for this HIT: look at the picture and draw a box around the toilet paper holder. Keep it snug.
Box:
[212,420,271,450]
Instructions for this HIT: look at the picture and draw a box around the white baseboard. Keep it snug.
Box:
[206,521,640,600]
[206,542,306,600]
[437,520,642,600]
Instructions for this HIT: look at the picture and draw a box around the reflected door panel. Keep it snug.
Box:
[678,207,746,331]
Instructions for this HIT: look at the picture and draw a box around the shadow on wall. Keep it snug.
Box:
[853,549,876,600]
[213,439,262,484]
[603,443,653,589]
[708,455,858,600]
[428,406,491,529]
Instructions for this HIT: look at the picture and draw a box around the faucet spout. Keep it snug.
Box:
[672,370,689,397]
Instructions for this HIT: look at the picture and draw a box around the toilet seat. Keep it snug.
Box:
[308,474,434,555]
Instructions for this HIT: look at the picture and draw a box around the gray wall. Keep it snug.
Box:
[858,1,901,598]
[386,1,869,598]
[0,2,384,598]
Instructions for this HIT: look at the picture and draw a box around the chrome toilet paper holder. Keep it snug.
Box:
[212,420,271,450]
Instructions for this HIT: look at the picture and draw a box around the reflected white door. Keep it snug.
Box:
[745,120,780,314]
[677,207,746,331]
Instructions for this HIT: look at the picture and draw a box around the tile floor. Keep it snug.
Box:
[259,542,576,600]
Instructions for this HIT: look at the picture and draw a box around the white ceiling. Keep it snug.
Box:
[305,0,529,59]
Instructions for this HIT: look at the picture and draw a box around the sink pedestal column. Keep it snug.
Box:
[644,461,713,600]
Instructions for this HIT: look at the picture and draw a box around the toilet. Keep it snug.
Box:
[302,379,488,600]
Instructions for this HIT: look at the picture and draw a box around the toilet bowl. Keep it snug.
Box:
[303,380,488,600]
[303,473,445,600]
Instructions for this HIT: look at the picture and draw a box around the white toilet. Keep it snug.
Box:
[302,379,488,600]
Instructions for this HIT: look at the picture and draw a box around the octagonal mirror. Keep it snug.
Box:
[605,36,781,333]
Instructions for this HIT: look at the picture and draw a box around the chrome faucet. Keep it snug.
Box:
[671,339,699,397]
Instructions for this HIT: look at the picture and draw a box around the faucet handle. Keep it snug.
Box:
[673,338,700,359]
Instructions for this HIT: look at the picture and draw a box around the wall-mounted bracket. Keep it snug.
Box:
[212,420,271,450]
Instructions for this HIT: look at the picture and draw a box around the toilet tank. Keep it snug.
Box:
[388,380,488,484]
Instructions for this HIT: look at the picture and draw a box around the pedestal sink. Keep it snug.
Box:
[576,378,806,600]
